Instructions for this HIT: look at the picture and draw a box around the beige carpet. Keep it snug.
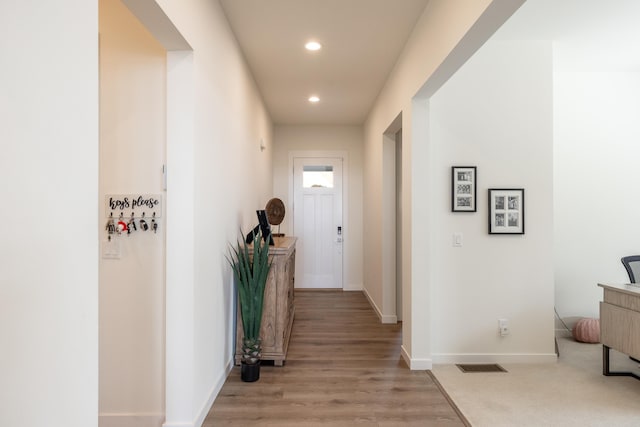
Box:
[432,333,640,426]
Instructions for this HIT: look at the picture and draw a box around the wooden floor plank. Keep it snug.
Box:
[204,291,466,426]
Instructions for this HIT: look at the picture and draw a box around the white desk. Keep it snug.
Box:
[598,283,640,380]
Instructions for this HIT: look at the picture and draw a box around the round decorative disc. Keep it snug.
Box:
[265,198,285,225]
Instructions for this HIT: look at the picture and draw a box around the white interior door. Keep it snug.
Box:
[293,157,343,289]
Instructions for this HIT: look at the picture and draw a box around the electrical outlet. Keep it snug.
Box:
[498,318,510,336]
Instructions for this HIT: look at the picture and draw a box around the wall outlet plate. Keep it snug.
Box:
[499,318,510,336]
[102,238,121,259]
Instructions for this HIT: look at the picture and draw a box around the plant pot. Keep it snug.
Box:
[241,361,260,382]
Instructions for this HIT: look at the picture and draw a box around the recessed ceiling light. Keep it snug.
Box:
[308,96,320,103]
[305,41,322,51]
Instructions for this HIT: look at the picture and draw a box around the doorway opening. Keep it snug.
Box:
[98,0,167,424]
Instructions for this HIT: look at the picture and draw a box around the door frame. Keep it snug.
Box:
[382,114,402,324]
[289,150,349,290]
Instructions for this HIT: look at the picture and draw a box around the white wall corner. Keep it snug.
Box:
[192,359,234,427]
[401,345,433,370]
[362,287,396,324]
[343,283,364,291]
[362,287,382,319]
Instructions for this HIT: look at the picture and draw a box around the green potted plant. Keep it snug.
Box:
[227,229,272,382]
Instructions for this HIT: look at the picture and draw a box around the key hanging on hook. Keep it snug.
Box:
[139,212,149,231]
[127,212,136,234]
[117,212,127,234]
[106,213,116,235]
[151,212,158,234]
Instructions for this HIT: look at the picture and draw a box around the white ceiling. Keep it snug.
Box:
[219,0,640,125]
[493,0,640,71]
[219,0,430,125]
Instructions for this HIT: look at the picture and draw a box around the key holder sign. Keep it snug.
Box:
[106,194,162,219]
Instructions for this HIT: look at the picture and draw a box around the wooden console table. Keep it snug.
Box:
[598,283,640,380]
[235,236,296,366]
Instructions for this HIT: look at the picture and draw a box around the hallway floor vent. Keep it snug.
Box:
[456,364,507,373]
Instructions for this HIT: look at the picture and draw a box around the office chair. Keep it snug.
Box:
[621,255,640,283]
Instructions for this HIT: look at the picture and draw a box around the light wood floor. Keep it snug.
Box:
[204,290,468,426]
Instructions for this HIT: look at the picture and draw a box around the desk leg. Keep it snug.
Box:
[603,345,611,376]
[602,344,640,380]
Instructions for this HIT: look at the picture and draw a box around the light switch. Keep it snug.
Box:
[453,232,463,247]
[102,238,121,259]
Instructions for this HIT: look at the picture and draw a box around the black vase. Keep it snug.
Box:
[241,361,260,382]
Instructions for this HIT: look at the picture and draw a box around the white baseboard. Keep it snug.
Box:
[99,413,164,427]
[431,353,558,364]
[343,282,363,291]
[362,287,397,324]
[381,314,397,324]
[401,345,433,370]
[192,359,234,427]
[362,287,381,319]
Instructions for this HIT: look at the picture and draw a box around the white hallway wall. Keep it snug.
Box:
[99,0,166,425]
[272,125,364,291]
[429,39,555,362]
[409,1,624,363]
[363,0,528,367]
[0,1,99,427]
[2,0,273,426]
[489,0,640,336]
[150,0,274,425]
[554,71,640,320]
[549,0,640,326]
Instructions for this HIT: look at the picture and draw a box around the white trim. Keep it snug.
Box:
[100,413,165,427]
[363,286,382,319]
[165,49,196,426]
[401,345,412,367]
[410,96,433,373]
[382,314,397,324]
[289,150,349,290]
[401,350,557,369]
[192,359,234,427]
[401,345,433,370]
[381,124,400,327]
[431,353,558,364]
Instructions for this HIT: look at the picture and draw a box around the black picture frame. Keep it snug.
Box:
[245,210,275,245]
[488,188,525,234]
[451,166,477,212]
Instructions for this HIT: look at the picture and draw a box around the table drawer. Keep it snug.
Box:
[600,301,640,359]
